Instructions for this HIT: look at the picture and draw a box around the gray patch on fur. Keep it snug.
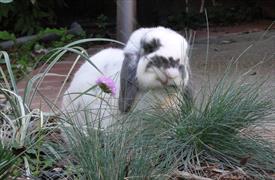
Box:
[119,53,139,113]
[147,55,180,69]
[142,38,162,54]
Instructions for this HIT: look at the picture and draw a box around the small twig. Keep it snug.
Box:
[218,167,250,180]
[173,170,212,180]
[211,168,229,174]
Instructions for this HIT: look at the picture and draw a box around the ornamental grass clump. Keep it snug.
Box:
[0,143,16,179]
[128,76,275,178]
[62,110,155,180]
[0,50,63,178]
[0,38,125,178]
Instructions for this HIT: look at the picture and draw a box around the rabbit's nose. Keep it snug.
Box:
[165,68,179,79]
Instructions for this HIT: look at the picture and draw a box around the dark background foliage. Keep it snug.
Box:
[0,0,274,36]
[0,0,64,35]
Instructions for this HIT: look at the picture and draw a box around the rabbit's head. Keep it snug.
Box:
[119,27,190,112]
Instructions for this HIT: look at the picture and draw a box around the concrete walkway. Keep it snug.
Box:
[17,48,101,111]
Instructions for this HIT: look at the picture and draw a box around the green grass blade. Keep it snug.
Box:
[0,51,18,94]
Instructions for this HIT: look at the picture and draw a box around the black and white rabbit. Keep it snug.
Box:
[62,26,191,128]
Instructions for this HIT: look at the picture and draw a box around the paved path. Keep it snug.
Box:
[17,48,101,111]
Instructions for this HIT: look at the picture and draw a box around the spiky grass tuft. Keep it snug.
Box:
[0,144,16,179]
[127,77,275,178]
[62,109,156,180]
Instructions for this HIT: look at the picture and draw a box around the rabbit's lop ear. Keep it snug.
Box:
[179,63,193,103]
[119,53,139,113]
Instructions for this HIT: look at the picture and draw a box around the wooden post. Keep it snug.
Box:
[116,0,136,43]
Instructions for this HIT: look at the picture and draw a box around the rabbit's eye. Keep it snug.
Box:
[143,38,161,54]
[147,61,153,68]
[169,57,180,67]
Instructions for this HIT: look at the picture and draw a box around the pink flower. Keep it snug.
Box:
[96,76,116,96]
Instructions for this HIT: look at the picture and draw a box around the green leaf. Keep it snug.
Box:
[0,0,13,3]
[0,31,16,41]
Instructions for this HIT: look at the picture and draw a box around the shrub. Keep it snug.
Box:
[0,0,63,35]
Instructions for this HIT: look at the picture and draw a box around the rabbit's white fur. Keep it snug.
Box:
[62,48,124,128]
[63,48,123,101]
[124,26,190,88]
[122,27,151,54]
[62,26,191,129]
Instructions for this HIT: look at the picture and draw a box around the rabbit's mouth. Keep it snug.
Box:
[158,76,168,85]
[160,79,168,86]
[158,68,180,86]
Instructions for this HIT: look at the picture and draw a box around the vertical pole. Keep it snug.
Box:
[200,0,205,13]
[185,0,189,13]
[116,0,136,43]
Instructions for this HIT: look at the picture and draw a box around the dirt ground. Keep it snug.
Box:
[188,26,275,145]
[190,27,275,95]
